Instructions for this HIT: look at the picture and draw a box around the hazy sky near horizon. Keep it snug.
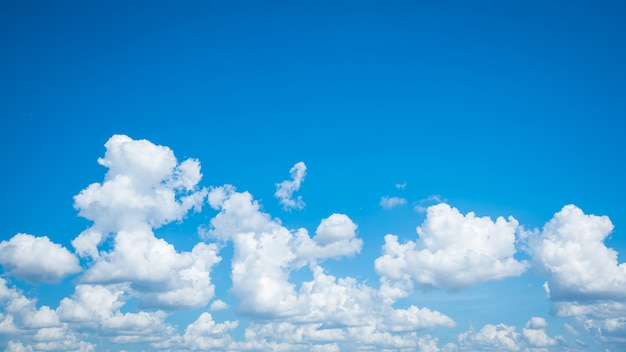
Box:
[1,1,626,351]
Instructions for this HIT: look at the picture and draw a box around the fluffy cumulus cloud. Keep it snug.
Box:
[522,317,558,348]
[524,205,626,345]
[72,134,207,259]
[375,203,527,301]
[380,196,408,209]
[0,234,81,283]
[528,205,626,302]
[67,135,219,310]
[275,161,307,210]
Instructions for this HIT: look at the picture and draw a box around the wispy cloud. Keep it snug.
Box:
[380,196,407,209]
[275,161,307,210]
[414,195,445,213]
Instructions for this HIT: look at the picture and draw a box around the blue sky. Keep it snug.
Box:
[1,1,625,351]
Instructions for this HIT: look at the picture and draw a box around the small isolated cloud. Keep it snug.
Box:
[210,300,228,311]
[380,196,407,209]
[275,161,307,210]
[395,182,407,189]
[0,234,81,283]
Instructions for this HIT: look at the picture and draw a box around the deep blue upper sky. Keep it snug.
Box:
[2,1,624,224]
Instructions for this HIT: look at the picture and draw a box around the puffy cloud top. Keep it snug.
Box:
[72,134,207,258]
[376,203,527,300]
[313,213,358,246]
[0,234,81,283]
[529,204,626,301]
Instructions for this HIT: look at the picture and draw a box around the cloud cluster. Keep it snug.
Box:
[205,184,454,337]
[0,277,97,351]
[1,135,625,350]
[457,317,561,351]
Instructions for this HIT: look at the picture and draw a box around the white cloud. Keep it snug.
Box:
[458,323,521,351]
[0,278,96,351]
[275,161,307,210]
[206,186,367,317]
[561,315,626,348]
[414,195,445,213]
[72,134,207,259]
[550,300,626,320]
[292,214,363,264]
[9,134,622,350]
[56,283,178,346]
[522,327,557,347]
[395,182,407,189]
[524,205,626,346]
[525,316,548,330]
[375,203,527,299]
[383,305,455,332]
[523,317,557,347]
[300,265,455,330]
[0,234,81,283]
[65,135,219,311]
[204,185,455,346]
[1,135,459,351]
[457,319,564,351]
[527,205,626,303]
[313,213,357,245]
[5,341,32,352]
[380,196,408,209]
[236,320,452,351]
[206,187,301,317]
[210,299,229,311]
[179,312,238,350]
[80,229,221,310]
[57,284,126,325]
